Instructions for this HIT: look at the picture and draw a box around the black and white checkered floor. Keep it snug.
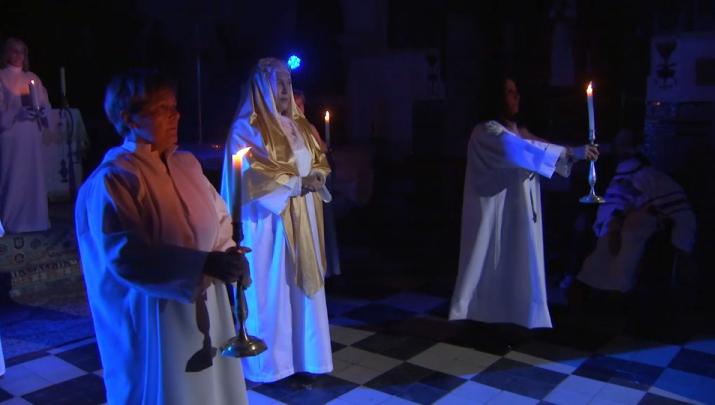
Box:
[2,284,715,405]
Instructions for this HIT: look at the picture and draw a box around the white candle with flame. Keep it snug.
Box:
[586,82,595,143]
[29,80,40,110]
[231,147,251,224]
[324,111,331,148]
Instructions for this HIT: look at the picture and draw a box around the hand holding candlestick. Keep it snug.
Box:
[579,82,605,204]
[221,147,267,358]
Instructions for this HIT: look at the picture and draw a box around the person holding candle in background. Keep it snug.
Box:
[75,69,250,404]
[293,89,327,152]
[220,58,333,383]
[293,89,341,277]
[449,73,598,332]
[0,37,51,233]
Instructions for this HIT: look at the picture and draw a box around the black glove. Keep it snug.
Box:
[202,246,252,287]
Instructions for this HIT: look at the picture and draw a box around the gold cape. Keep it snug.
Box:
[221,60,331,296]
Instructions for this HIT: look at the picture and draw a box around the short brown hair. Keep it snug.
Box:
[104,69,176,137]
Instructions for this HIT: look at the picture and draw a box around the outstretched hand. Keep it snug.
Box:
[571,144,599,161]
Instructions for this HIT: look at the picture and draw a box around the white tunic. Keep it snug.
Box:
[0,66,50,233]
[449,121,571,329]
[221,115,333,383]
[75,140,247,405]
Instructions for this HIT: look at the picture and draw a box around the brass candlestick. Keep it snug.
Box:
[220,219,267,357]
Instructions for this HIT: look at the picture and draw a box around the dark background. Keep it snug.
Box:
[2,0,714,308]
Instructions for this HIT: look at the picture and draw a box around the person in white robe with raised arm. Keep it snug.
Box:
[75,69,249,405]
[221,58,333,382]
[449,76,598,329]
[0,37,51,233]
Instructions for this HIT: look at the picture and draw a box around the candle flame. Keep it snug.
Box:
[586,82,593,96]
[324,111,330,122]
[30,79,35,85]
[232,147,251,168]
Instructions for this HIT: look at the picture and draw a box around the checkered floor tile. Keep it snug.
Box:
[2,290,714,404]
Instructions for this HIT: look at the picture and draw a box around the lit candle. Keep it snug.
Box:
[231,147,251,225]
[586,82,595,143]
[324,110,331,148]
[29,80,40,110]
[579,81,605,204]
[60,67,66,97]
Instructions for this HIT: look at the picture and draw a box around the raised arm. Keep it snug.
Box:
[471,121,567,178]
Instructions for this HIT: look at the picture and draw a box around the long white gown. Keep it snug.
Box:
[75,140,247,405]
[0,65,50,233]
[449,121,572,329]
[221,115,333,383]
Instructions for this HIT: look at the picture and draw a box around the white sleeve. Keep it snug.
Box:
[555,148,574,177]
[475,122,566,178]
[83,169,206,303]
[254,176,302,215]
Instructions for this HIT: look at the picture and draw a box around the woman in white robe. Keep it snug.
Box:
[75,70,248,405]
[221,58,333,382]
[449,77,598,329]
[0,38,50,233]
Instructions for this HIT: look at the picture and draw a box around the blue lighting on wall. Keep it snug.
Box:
[287,55,301,70]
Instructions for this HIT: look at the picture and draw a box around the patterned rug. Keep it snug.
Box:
[0,203,93,360]
[0,203,83,301]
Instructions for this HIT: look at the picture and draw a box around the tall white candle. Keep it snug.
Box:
[60,66,66,96]
[586,82,595,143]
[231,147,251,225]
[324,110,331,148]
[29,80,40,110]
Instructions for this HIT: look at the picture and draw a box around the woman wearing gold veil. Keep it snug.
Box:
[220,58,333,382]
